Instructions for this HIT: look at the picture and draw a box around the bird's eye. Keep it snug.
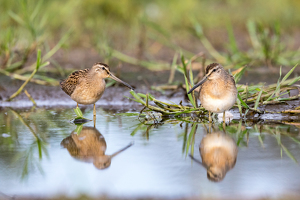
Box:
[102,67,105,70]
[213,68,217,72]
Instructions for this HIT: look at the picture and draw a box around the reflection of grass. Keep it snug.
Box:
[130,117,300,163]
[223,121,300,163]
[9,108,49,180]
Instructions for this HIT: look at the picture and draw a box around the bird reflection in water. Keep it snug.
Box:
[61,126,133,169]
[190,131,238,182]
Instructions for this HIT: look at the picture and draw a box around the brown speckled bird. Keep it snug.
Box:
[200,131,238,182]
[61,126,133,169]
[60,62,133,117]
[187,63,237,123]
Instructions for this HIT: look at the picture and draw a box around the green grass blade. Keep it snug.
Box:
[281,64,298,83]
[247,20,260,49]
[258,134,264,148]
[281,144,298,163]
[233,66,247,83]
[181,54,196,108]
[74,124,83,135]
[130,123,144,136]
[8,11,25,26]
[254,88,263,110]
[289,137,300,145]
[130,90,146,105]
[74,107,83,118]
[237,98,242,115]
[185,123,197,156]
[36,50,42,70]
[237,93,249,109]
[226,22,239,53]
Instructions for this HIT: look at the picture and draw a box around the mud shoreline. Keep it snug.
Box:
[0,65,300,122]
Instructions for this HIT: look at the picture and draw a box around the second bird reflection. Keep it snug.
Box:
[191,131,238,182]
[61,126,133,169]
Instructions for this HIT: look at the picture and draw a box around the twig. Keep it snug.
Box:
[7,50,48,101]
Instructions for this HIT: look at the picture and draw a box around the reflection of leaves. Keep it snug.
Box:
[74,124,83,135]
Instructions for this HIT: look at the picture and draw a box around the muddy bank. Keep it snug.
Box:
[0,65,300,122]
[0,73,187,108]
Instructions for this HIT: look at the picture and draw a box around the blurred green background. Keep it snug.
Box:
[1,0,300,81]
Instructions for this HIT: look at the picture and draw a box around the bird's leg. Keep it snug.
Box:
[93,104,96,127]
[76,103,78,109]
[222,111,226,131]
[209,111,212,123]
[93,116,96,127]
[93,104,96,117]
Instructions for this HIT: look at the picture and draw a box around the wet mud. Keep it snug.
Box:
[0,67,300,122]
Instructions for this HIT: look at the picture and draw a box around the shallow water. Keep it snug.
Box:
[0,107,300,199]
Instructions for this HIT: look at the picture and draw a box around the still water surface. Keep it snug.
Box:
[0,107,300,199]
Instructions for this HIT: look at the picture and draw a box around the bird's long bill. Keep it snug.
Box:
[187,76,208,94]
[109,73,133,90]
[189,155,207,169]
[110,142,134,158]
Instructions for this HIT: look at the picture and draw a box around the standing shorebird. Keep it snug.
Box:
[60,62,133,117]
[187,63,237,123]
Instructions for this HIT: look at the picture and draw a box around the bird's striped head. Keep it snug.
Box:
[205,63,224,80]
[91,62,133,90]
[92,62,111,78]
[187,63,224,94]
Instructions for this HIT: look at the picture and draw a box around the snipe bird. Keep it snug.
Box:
[187,63,237,122]
[60,63,133,117]
[199,131,238,182]
[61,126,133,169]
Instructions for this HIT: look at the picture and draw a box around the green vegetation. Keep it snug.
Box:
[128,53,300,119]
[1,0,300,114]
[1,0,300,80]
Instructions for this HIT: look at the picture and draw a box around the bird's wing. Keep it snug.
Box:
[60,69,89,96]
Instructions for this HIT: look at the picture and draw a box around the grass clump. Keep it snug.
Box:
[128,53,300,119]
